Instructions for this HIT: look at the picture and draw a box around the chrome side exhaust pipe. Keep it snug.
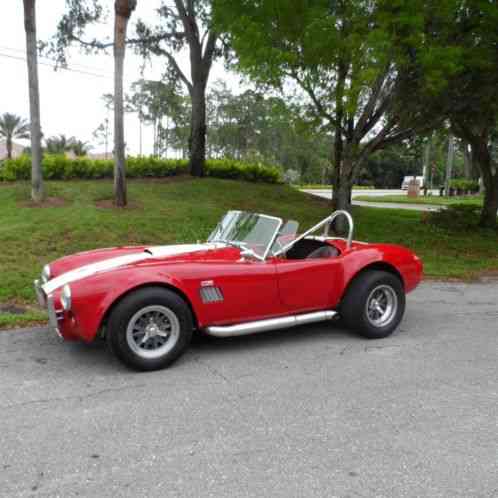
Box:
[204,310,337,338]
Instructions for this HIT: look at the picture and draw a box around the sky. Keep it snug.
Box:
[0,1,243,155]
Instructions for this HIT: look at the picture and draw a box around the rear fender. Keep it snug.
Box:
[335,245,419,306]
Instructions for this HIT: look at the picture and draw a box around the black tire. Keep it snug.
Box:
[340,270,405,339]
[106,287,193,371]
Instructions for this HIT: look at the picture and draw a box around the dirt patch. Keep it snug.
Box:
[20,196,68,208]
[477,269,498,283]
[95,199,143,210]
[0,304,27,315]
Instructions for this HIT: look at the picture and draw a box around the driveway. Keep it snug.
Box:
[0,282,497,498]
[302,189,442,211]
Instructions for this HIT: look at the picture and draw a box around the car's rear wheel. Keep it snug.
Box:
[107,287,193,371]
[340,270,405,339]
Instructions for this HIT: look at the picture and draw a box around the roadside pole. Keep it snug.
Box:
[444,134,455,196]
[422,137,432,195]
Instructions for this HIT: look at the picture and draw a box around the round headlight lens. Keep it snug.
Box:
[61,285,72,311]
[42,264,51,283]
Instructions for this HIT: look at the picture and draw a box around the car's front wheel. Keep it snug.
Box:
[107,287,193,371]
[340,270,405,339]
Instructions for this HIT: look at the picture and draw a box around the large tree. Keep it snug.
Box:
[396,0,498,228]
[214,0,435,218]
[54,1,221,177]
[23,0,44,202]
[449,5,498,229]
[135,1,221,176]
[0,113,30,159]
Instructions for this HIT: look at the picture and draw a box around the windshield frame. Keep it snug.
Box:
[208,210,283,261]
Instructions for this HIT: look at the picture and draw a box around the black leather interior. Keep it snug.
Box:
[305,245,340,259]
[285,239,340,260]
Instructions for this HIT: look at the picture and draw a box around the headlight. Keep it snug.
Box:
[42,264,51,283]
[61,285,72,311]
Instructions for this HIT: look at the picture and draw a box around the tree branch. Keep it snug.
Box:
[150,45,193,92]
[67,31,186,50]
[202,31,218,66]
[353,68,390,142]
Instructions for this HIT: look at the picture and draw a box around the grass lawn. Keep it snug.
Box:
[1,178,497,328]
[354,194,483,206]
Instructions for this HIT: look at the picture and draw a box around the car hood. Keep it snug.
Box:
[42,243,234,294]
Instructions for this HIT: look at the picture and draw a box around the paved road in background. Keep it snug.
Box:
[1,282,497,497]
[303,189,442,211]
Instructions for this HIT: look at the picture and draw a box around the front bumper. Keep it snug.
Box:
[34,279,63,338]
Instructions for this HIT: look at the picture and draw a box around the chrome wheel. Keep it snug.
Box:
[365,285,398,328]
[126,305,180,360]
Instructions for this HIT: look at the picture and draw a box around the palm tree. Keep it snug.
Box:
[45,134,71,154]
[0,113,30,159]
[23,0,44,202]
[113,0,137,207]
[69,139,91,157]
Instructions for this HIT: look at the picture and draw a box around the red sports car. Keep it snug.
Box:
[35,210,422,371]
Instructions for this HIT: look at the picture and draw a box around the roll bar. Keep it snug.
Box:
[273,210,354,257]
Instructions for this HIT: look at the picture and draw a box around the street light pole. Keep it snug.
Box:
[445,134,455,196]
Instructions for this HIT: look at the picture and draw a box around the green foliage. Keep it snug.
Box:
[0,155,282,184]
[425,204,486,231]
[206,82,330,183]
[205,159,281,183]
[355,195,482,207]
[449,178,479,193]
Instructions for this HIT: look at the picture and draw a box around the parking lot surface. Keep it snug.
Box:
[0,281,497,497]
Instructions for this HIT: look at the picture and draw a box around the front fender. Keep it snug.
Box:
[66,266,198,342]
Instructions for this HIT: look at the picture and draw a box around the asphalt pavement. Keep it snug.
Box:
[0,281,497,498]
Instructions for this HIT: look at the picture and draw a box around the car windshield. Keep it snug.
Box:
[208,211,282,259]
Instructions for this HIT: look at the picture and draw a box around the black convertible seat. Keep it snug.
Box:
[306,245,340,259]
[286,238,341,260]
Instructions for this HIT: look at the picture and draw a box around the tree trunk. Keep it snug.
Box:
[189,83,207,177]
[473,140,498,229]
[6,136,12,160]
[462,140,472,179]
[23,0,43,202]
[331,146,354,234]
[113,0,136,207]
[444,134,455,196]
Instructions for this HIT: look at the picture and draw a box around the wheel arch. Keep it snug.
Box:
[341,261,405,305]
[98,282,199,336]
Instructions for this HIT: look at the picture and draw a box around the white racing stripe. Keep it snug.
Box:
[42,243,224,294]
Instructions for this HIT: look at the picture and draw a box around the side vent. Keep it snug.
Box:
[200,286,224,304]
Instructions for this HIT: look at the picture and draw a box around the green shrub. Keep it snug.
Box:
[425,204,482,230]
[0,155,282,184]
[205,159,281,183]
[449,178,479,193]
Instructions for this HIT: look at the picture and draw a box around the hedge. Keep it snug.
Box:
[0,155,282,184]
[449,178,479,193]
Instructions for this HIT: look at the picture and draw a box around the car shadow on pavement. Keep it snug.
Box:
[29,313,416,374]
[189,321,360,353]
[55,321,359,373]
